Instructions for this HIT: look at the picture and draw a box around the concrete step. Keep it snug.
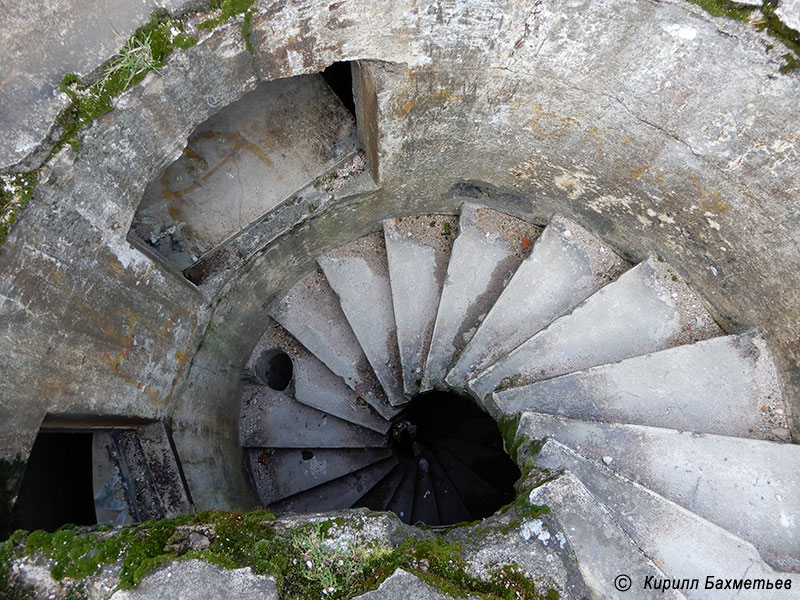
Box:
[387,461,418,523]
[431,447,509,517]
[530,472,685,600]
[271,268,401,419]
[517,412,800,572]
[384,215,459,396]
[427,453,473,525]
[411,456,440,526]
[352,463,408,511]
[239,383,388,448]
[446,215,628,390]
[270,456,399,513]
[422,203,541,391]
[536,439,800,595]
[492,332,788,441]
[246,447,392,506]
[469,255,722,401]
[247,318,390,434]
[319,232,407,406]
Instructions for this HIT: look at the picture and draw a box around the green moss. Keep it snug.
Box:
[758,2,800,73]
[0,174,38,248]
[685,1,800,73]
[684,0,756,22]
[53,13,196,156]
[497,415,522,461]
[198,0,257,31]
[2,510,560,600]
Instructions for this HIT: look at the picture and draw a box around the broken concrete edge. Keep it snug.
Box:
[683,1,800,72]
[0,0,256,247]
[0,507,563,600]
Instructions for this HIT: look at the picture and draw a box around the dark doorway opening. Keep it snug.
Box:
[16,432,97,532]
[321,61,356,118]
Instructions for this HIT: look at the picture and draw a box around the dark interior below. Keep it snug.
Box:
[353,392,520,526]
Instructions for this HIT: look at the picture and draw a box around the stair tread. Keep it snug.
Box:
[517,411,800,572]
[492,331,788,441]
[411,456,440,526]
[387,461,418,524]
[447,215,628,390]
[270,456,399,513]
[239,384,388,448]
[422,203,541,391]
[271,268,401,419]
[352,463,408,512]
[469,255,722,400]
[431,447,510,516]
[536,439,800,591]
[384,215,459,396]
[426,453,474,525]
[248,319,390,434]
[319,232,407,406]
[247,447,392,505]
[529,472,686,600]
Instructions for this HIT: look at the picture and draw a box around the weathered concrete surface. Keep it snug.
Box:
[384,215,458,396]
[469,256,722,401]
[247,318,389,433]
[536,439,800,594]
[247,447,391,506]
[109,559,278,600]
[271,269,399,420]
[443,505,592,600]
[352,569,454,600]
[132,75,357,270]
[319,232,406,405]
[0,0,196,171]
[239,384,387,448]
[518,412,800,571]
[447,215,628,390]
[529,472,683,600]
[776,0,800,32]
[493,331,789,441]
[270,456,398,513]
[2,0,800,518]
[422,203,540,391]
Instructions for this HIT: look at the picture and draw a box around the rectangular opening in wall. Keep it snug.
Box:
[129,69,366,285]
[16,431,97,532]
[321,61,356,119]
[13,422,194,533]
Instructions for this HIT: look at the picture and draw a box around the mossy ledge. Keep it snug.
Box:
[0,0,257,249]
[685,0,800,73]
[1,509,561,600]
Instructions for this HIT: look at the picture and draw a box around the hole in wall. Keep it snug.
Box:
[256,349,294,391]
[321,61,356,118]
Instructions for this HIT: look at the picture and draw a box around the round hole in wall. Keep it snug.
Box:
[255,349,294,391]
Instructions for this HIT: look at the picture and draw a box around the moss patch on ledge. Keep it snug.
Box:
[0,173,37,247]
[685,1,800,72]
[2,509,562,600]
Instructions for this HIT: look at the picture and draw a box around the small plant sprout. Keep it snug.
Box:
[104,33,160,90]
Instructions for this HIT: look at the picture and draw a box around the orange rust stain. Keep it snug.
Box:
[161,131,274,200]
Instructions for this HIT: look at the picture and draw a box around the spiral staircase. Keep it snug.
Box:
[239,201,800,597]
